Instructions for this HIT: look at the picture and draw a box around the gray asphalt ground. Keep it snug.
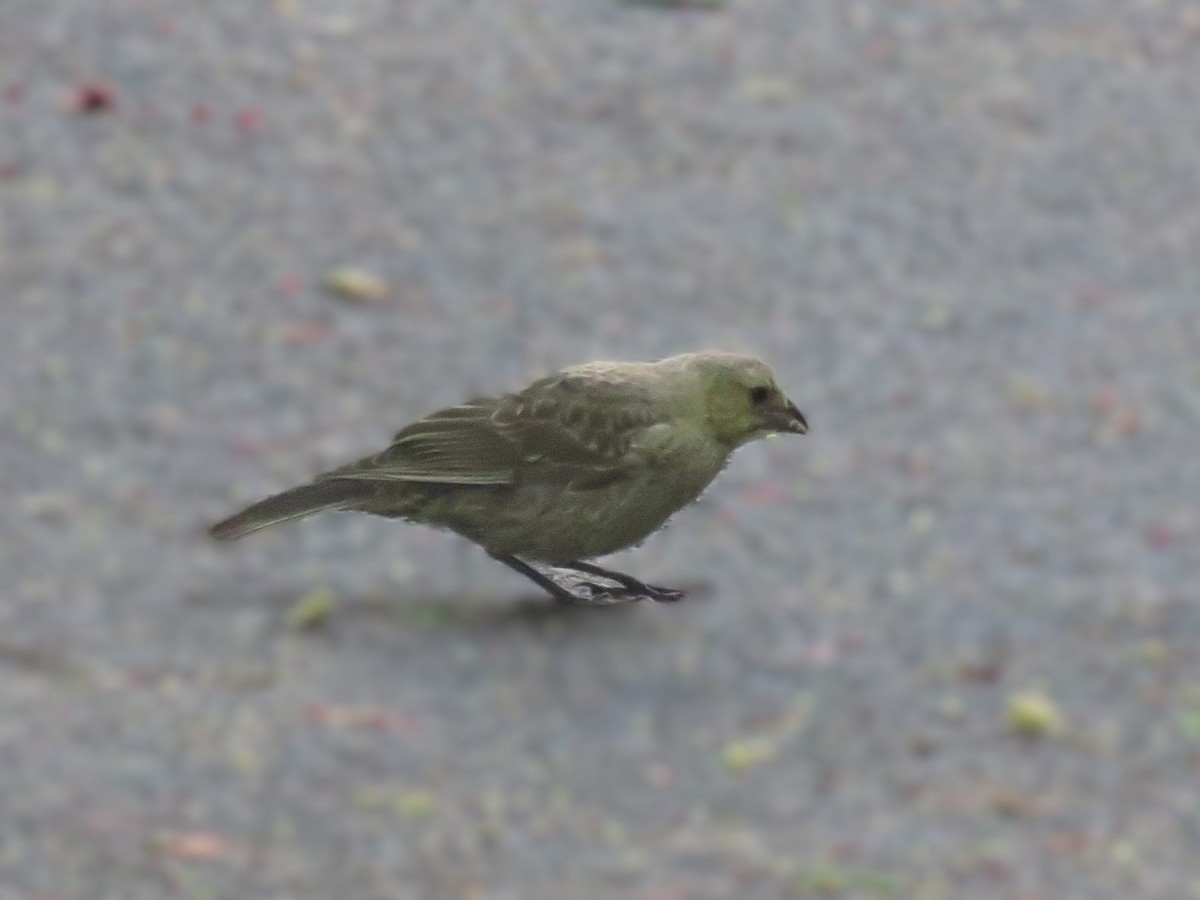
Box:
[2,1,1199,898]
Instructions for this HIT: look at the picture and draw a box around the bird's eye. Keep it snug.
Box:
[749,386,771,404]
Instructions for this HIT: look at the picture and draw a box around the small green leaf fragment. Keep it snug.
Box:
[287,588,336,630]
[322,266,390,303]
[721,737,775,771]
[1006,690,1063,737]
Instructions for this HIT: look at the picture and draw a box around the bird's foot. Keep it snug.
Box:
[573,580,684,604]
[562,561,686,603]
[571,581,649,606]
[491,553,684,607]
[643,584,685,603]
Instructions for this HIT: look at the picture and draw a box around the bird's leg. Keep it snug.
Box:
[562,561,686,603]
[489,554,639,606]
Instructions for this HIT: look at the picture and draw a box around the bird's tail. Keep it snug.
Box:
[209,479,374,541]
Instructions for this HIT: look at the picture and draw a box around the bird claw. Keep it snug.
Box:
[574,581,645,606]
[645,585,685,603]
[575,581,685,605]
[508,559,686,607]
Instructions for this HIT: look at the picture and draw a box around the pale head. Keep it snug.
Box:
[665,352,808,447]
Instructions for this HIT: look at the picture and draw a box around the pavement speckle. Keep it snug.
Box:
[2,1,1199,898]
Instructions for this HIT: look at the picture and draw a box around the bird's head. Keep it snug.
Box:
[675,352,808,447]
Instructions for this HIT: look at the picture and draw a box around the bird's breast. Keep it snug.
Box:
[482,444,728,563]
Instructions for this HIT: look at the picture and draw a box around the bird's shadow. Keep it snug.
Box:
[187,576,712,641]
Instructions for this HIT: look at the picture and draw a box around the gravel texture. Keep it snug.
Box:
[2,2,1199,898]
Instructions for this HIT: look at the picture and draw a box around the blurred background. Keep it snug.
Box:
[2,1,1198,898]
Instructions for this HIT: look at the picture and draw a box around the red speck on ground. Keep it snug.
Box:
[958,658,1006,684]
[69,81,117,114]
[804,639,840,667]
[1076,287,1117,308]
[276,274,303,296]
[1147,525,1174,549]
[4,84,24,104]
[1045,830,1089,856]
[866,37,893,63]
[279,321,333,345]
[230,437,267,457]
[191,103,213,125]
[744,483,790,506]
[972,858,1012,882]
[234,108,264,135]
[715,507,740,528]
[156,831,231,862]
[1114,408,1140,436]
[1093,388,1119,413]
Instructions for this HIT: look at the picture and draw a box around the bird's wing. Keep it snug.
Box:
[320,375,663,488]
[319,397,519,485]
[492,372,664,489]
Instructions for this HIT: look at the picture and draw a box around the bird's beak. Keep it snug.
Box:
[767,398,808,435]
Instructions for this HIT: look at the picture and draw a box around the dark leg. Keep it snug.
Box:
[489,554,640,606]
[564,560,686,603]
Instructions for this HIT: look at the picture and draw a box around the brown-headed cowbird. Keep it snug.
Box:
[210,351,807,604]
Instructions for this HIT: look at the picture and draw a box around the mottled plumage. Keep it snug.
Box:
[210,351,807,604]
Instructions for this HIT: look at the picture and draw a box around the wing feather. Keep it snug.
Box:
[318,375,664,488]
[320,397,517,485]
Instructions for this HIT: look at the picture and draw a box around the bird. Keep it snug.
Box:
[209,351,808,605]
